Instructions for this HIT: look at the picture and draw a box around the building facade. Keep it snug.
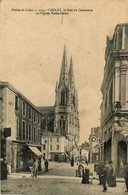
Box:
[89,127,100,163]
[39,46,80,161]
[41,132,69,161]
[100,23,128,171]
[0,82,42,172]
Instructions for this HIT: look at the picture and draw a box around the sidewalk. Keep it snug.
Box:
[8,161,64,179]
[8,161,125,183]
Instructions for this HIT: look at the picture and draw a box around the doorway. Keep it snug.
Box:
[118,141,127,167]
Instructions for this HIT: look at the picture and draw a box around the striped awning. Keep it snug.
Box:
[28,146,43,156]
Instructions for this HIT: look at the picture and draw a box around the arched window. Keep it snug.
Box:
[61,90,66,105]
[63,120,65,130]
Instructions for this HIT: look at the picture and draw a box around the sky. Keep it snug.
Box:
[0,0,128,144]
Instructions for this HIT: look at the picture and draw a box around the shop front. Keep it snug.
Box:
[8,141,43,172]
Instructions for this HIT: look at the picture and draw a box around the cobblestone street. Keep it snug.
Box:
[0,162,127,195]
[1,177,126,195]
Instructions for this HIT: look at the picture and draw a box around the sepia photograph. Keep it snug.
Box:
[0,0,128,194]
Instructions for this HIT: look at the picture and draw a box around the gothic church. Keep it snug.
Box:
[38,46,80,161]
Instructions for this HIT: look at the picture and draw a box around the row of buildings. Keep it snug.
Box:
[88,23,128,174]
[0,46,80,172]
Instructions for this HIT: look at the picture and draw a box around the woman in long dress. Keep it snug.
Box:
[108,161,116,187]
[81,161,90,184]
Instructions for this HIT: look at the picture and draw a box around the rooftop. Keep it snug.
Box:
[38,106,55,115]
[0,81,42,114]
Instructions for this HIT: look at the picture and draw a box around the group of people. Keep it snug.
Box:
[96,160,128,192]
[32,159,49,177]
[80,160,128,193]
[97,161,116,192]
[1,157,49,179]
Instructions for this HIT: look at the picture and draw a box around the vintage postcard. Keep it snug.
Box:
[0,0,128,194]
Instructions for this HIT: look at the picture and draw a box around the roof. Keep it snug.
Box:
[0,81,42,114]
[38,106,55,114]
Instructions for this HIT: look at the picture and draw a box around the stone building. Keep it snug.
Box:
[100,23,128,170]
[0,82,42,172]
[38,46,80,161]
[41,132,69,161]
[89,127,100,163]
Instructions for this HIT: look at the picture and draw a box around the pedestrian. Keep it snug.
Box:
[7,163,11,175]
[75,163,79,177]
[108,161,116,187]
[78,164,84,177]
[81,161,90,184]
[44,159,48,172]
[102,161,109,192]
[97,162,104,185]
[71,157,74,167]
[33,159,38,178]
[1,157,8,180]
[124,164,128,192]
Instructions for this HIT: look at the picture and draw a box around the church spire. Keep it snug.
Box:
[69,56,75,89]
[59,45,69,88]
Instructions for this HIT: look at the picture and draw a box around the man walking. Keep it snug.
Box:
[97,162,104,185]
[102,161,109,192]
[33,159,38,178]
[44,160,49,172]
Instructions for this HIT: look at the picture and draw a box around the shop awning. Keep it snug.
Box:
[64,152,69,158]
[28,146,43,156]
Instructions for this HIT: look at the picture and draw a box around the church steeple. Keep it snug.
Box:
[69,57,75,89]
[59,45,69,88]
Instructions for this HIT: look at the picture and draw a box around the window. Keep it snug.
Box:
[29,124,31,141]
[73,95,75,106]
[38,114,40,124]
[29,107,31,119]
[50,145,52,150]
[15,96,19,111]
[63,121,65,130]
[43,145,45,150]
[34,127,36,142]
[56,145,59,150]
[57,138,59,142]
[33,111,36,122]
[50,138,52,142]
[22,102,26,116]
[22,121,26,140]
[32,127,33,142]
[38,129,40,143]
[16,118,19,138]
[26,124,28,140]
[61,90,66,105]
[109,84,113,109]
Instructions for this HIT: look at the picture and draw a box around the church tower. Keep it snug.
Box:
[54,46,80,147]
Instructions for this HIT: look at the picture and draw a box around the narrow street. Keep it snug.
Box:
[1,162,126,195]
